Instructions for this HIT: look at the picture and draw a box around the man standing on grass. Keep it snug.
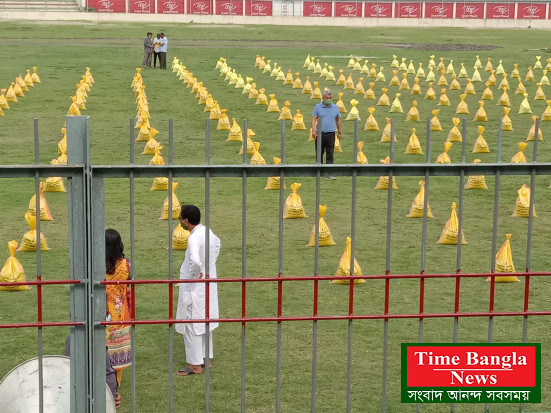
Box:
[159,32,168,69]
[143,32,153,69]
[311,88,342,180]
[175,205,221,376]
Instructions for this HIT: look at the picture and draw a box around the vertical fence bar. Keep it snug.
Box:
[485,119,503,413]
[381,119,395,413]
[67,116,90,413]
[311,116,319,413]
[33,118,44,413]
[241,119,248,413]
[417,118,431,413]
[204,117,211,413]
[519,118,539,411]
[129,118,137,413]
[346,119,359,413]
[276,114,283,413]
[168,119,174,413]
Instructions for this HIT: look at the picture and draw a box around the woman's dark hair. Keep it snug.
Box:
[105,229,124,275]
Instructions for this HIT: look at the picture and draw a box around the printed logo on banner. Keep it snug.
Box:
[520,4,544,18]
[162,0,179,12]
[425,3,453,18]
[401,343,541,404]
[251,2,268,14]
[220,1,237,13]
[456,3,483,18]
[365,2,391,17]
[335,2,359,16]
[489,4,511,18]
[308,3,330,16]
[133,0,150,11]
[191,0,210,13]
[98,0,113,11]
[399,4,420,17]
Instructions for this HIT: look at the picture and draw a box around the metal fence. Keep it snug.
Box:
[1,115,551,412]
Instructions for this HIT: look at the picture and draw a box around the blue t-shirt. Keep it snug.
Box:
[311,102,341,133]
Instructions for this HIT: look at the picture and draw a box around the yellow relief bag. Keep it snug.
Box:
[456,94,469,115]
[438,88,450,106]
[346,99,360,121]
[239,129,256,155]
[380,118,397,143]
[279,101,292,120]
[474,100,488,122]
[256,88,268,105]
[302,77,313,94]
[227,118,243,141]
[311,82,322,99]
[502,107,513,131]
[518,93,532,114]
[136,124,151,142]
[172,223,191,250]
[0,241,30,291]
[31,66,41,83]
[344,74,355,90]
[541,100,551,121]
[390,93,403,113]
[142,137,159,155]
[511,142,527,163]
[283,183,307,219]
[265,157,285,190]
[534,83,545,100]
[436,142,453,164]
[515,80,526,95]
[472,126,490,153]
[334,135,343,153]
[336,92,347,113]
[292,110,306,130]
[267,94,280,113]
[430,109,442,131]
[44,159,67,193]
[408,180,433,218]
[482,82,493,100]
[512,184,536,218]
[377,88,390,106]
[406,100,419,121]
[488,234,519,282]
[332,237,364,284]
[217,110,231,130]
[498,88,511,106]
[307,205,336,247]
[526,115,543,141]
[374,157,397,190]
[250,142,266,165]
[160,182,181,220]
[354,77,365,95]
[464,159,488,189]
[356,141,368,164]
[405,128,423,154]
[18,212,49,252]
[447,118,462,142]
[28,183,53,221]
[364,83,376,100]
[364,107,379,131]
[437,202,467,245]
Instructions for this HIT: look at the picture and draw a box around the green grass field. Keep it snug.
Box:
[1,22,551,412]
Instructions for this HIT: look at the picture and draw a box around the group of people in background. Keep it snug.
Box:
[143,32,168,69]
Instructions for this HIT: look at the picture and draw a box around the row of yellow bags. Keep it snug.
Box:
[0,67,41,117]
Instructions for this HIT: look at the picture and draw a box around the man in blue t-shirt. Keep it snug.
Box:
[311,89,342,180]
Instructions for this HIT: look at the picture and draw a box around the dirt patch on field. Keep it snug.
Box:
[382,42,498,51]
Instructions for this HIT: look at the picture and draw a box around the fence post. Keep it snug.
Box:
[67,116,90,413]
[67,115,107,412]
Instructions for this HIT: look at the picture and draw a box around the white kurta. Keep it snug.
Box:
[176,223,220,336]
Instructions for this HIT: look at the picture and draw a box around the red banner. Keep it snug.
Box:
[486,3,513,18]
[157,0,184,12]
[216,0,243,14]
[455,2,484,18]
[245,0,272,15]
[364,2,391,17]
[424,2,453,18]
[187,0,212,14]
[303,1,332,16]
[129,0,152,12]
[395,2,421,17]
[335,1,361,16]
[87,0,125,11]
[518,3,546,19]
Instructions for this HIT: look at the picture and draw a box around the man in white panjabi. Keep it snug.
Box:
[175,205,220,376]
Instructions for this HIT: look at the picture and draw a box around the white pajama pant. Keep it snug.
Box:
[184,306,213,365]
